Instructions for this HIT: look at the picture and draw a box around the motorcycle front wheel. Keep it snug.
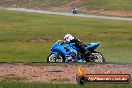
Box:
[47,53,64,62]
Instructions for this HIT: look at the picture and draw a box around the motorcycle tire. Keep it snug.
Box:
[91,51,105,63]
[47,53,64,62]
[85,51,105,63]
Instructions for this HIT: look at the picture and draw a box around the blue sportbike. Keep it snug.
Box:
[47,40,105,63]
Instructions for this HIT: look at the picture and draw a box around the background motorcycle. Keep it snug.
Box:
[47,40,105,63]
[72,9,77,14]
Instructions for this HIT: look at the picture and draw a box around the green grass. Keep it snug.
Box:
[0,10,132,62]
[0,82,131,88]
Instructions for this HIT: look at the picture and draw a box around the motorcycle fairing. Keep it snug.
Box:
[48,40,104,63]
[51,52,62,59]
[52,45,67,55]
[69,43,80,51]
[51,42,78,59]
[86,42,100,50]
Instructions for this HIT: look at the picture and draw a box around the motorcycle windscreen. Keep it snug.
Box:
[51,41,61,51]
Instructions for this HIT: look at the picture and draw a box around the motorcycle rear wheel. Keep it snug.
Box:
[47,53,64,62]
[91,52,105,63]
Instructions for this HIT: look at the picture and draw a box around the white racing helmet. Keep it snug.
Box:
[64,34,74,43]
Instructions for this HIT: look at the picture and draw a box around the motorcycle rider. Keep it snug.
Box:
[72,7,77,14]
[64,34,87,58]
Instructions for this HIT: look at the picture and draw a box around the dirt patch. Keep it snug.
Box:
[79,7,132,17]
[48,0,132,17]
[97,10,132,17]
[49,78,70,82]
[27,38,50,42]
[1,0,132,17]
[0,74,28,82]
[0,63,131,83]
[49,0,81,11]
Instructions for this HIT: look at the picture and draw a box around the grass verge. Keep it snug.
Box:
[0,10,132,62]
[0,82,131,88]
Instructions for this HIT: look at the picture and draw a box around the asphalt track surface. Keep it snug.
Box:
[1,7,132,21]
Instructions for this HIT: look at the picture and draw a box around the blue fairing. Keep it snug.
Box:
[69,43,80,51]
[51,52,59,56]
[50,40,101,62]
[51,41,78,62]
[86,42,100,50]
[52,45,67,55]
[51,40,61,51]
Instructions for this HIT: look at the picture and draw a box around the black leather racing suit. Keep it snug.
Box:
[69,37,86,55]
